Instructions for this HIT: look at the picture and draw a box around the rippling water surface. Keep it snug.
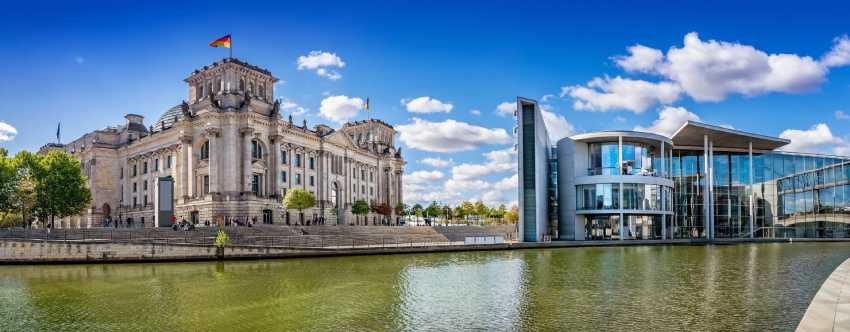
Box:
[1,243,849,331]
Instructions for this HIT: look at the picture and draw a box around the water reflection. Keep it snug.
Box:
[0,243,848,331]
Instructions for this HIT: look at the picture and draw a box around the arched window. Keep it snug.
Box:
[200,141,210,160]
[239,78,245,91]
[249,82,254,95]
[251,139,263,159]
[207,81,213,96]
[260,84,266,99]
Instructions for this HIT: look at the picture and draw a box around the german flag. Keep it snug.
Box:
[209,35,231,48]
[364,97,370,110]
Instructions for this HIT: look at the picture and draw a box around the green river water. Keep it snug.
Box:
[1,243,849,331]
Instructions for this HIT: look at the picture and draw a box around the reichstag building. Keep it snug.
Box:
[41,58,405,228]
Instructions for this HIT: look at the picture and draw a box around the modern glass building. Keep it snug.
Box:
[517,98,850,242]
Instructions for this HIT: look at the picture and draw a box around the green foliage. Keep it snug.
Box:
[395,202,407,216]
[214,230,230,248]
[473,200,488,218]
[351,199,369,215]
[505,205,519,224]
[282,188,315,212]
[424,201,441,217]
[0,150,91,227]
[411,203,424,217]
[34,151,92,220]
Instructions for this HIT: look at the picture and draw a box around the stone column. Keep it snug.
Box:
[239,127,255,193]
[270,134,282,197]
[179,135,193,201]
[205,128,221,194]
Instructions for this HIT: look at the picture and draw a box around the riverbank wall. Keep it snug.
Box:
[3,237,850,265]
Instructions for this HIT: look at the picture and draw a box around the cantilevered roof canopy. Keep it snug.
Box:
[671,121,789,150]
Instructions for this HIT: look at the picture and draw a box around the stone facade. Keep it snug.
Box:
[40,58,405,228]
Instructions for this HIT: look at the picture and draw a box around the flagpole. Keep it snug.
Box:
[229,32,233,59]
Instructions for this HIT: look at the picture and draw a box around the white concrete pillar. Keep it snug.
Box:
[708,140,714,240]
[703,135,710,239]
[618,136,623,175]
[749,141,755,239]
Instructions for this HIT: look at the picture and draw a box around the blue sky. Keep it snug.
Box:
[1,0,850,207]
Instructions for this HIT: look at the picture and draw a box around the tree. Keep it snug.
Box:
[411,203,424,219]
[351,199,369,225]
[425,201,441,225]
[283,188,315,225]
[461,201,474,223]
[505,205,519,224]
[453,205,467,223]
[474,200,488,224]
[493,204,508,224]
[370,202,392,225]
[0,149,17,225]
[395,202,408,223]
[22,151,91,227]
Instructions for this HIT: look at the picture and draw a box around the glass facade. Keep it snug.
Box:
[577,183,619,210]
[588,143,618,175]
[669,149,850,240]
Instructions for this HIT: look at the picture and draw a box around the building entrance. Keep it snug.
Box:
[584,215,620,240]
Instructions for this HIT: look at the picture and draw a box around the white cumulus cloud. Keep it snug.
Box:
[612,44,664,73]
[0,121,16,142]
[779,123,850,155]
[419,157,453,168]
[319,95,363,123]
[540,109,576,142]
[822,35,850,68]
[634,106,701,137]
[611,32,845,102]
[402,97,454,113]
[405,170,445,184]
[496,101,516,117]
[297,51,345,80]
[561,76,682,113]
[396,118,512,153]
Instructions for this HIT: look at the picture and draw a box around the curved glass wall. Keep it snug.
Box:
[622,215,662,240]
[577,183,619,210]
[588,143,618,175]
[584,214,620,240]
[622,183,669,211]
[622,143,656,176]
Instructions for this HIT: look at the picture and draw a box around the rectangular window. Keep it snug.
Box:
[143,181,148,191]
[133,197,137,207]
[370,171,373,182]
[362,185,365,194]
[166,155,172,169]
[133,182,137,192]
[296,174,301,185]
[133,165,137,177]
[309,157,315,170]
[143,161,148,174]
[143,195,148,206]
[154,159,159,171]
[282,152,288,164]
[361,170,366,180]
[252,175,260,194]
[309,175,315,186]
[120,167,124,179]
[281,171,287,183]
[353,168,357,179]
[203,175,210,194]
[369,187,373,195]
[295,154,302,167]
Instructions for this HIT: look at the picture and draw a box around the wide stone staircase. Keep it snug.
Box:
[0,224,517,248]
